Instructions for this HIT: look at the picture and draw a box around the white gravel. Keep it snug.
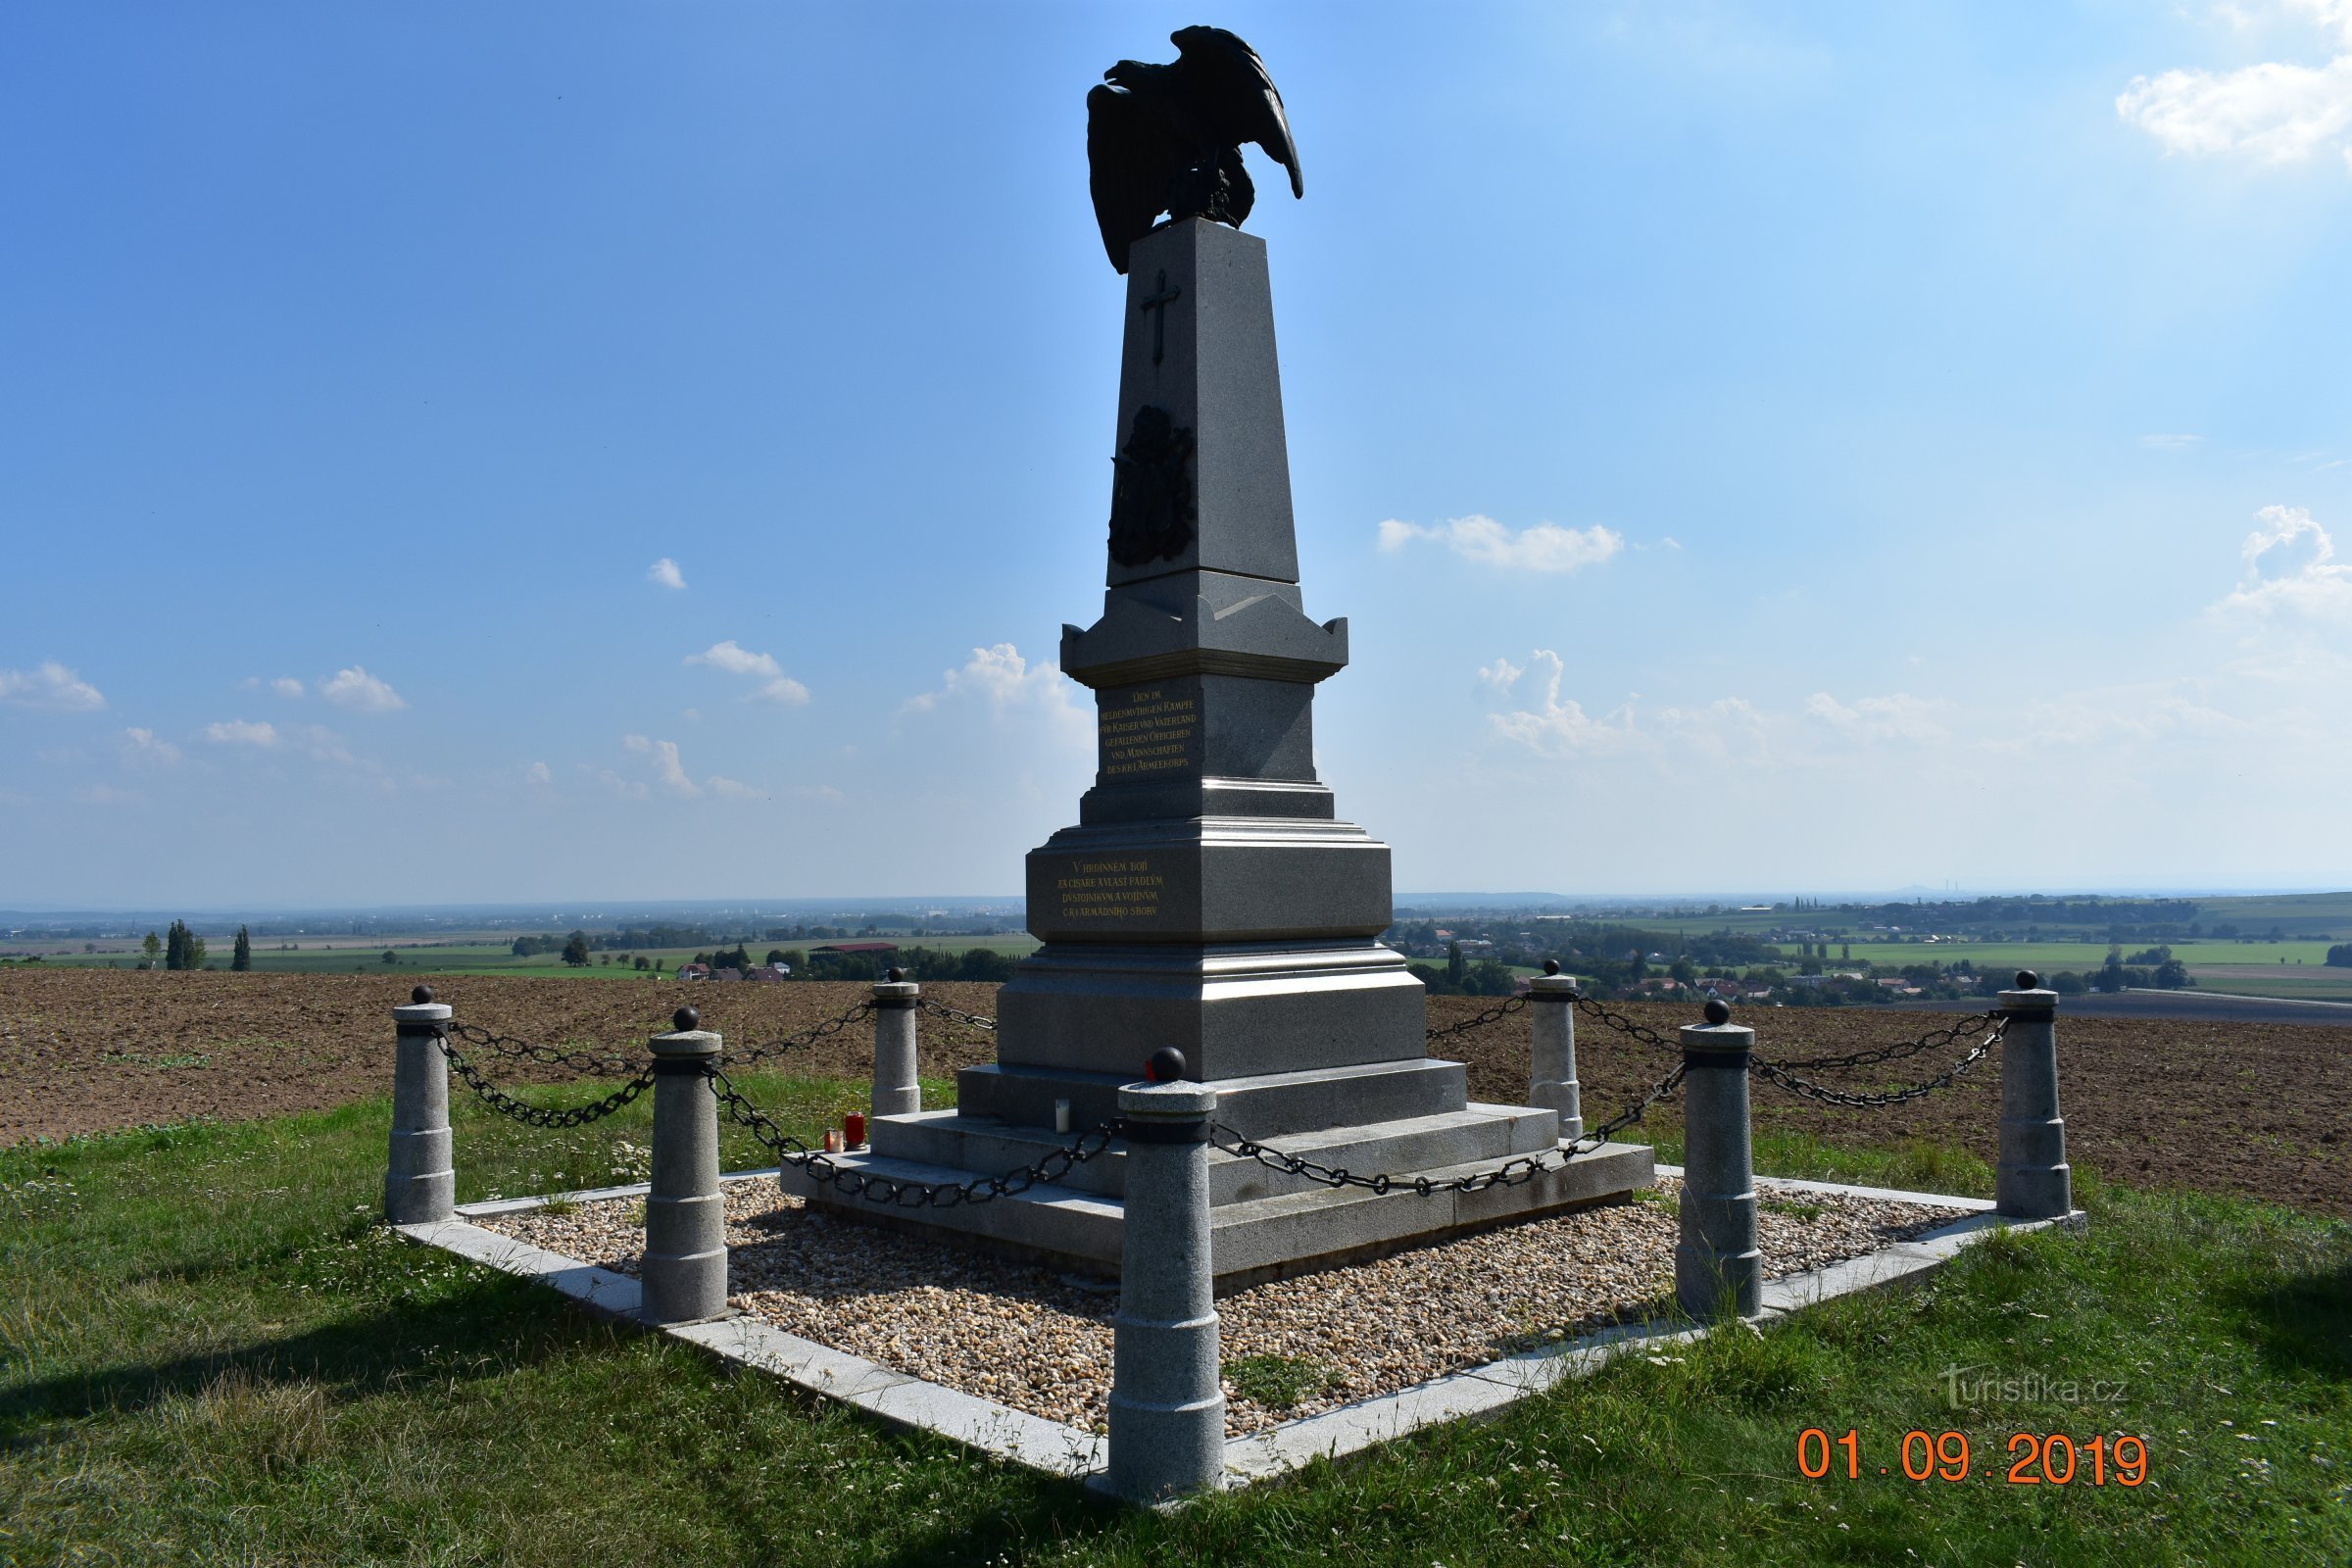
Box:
[478,1178,1963,1436]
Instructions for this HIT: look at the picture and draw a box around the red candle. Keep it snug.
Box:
[845,1112,867,1149]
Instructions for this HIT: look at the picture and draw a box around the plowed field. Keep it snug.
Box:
[5,970,2343,1216]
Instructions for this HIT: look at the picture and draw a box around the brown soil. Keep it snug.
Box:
[5,970,2343,1217]
[1429,994,2351,1219]
[0,970,1003,1149]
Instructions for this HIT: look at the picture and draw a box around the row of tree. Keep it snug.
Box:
[137,923,254,970]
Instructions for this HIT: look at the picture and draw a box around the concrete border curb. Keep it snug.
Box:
[396,1166,2086,1496]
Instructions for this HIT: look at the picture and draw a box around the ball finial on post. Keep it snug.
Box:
[2015,970,2039,990]
[887,965,906,983]
[1703,998,1731,1026]
[1146,1047,1188,1083]
[672,1005,700,1034]
[1544,958,1561,976]
[411,984,433,1004]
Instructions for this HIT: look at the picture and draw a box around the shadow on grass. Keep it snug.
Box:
[0,1267,593,1455]
[2235,1260,2352,1383]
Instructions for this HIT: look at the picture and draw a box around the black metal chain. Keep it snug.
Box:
[729,1000,877,1065]
[1761,1009,2007,1072]
[704,1064,1117,1208]
[446,1020,641,1080]
[1748,1028,2002,1109]
[1424,993,1528,1045]
[1206,1060,1688,1196]
[1569,994,1686,1054]
[436,1034,655,1128]
[914,998,998,1033]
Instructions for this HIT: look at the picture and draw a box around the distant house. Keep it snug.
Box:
[745,965,784,984]
[710,967,743,983]
[677,962,710,982]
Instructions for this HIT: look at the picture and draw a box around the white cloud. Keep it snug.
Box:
[649,558,687,590]
[708,776,761,800]
[2021,680,2242,747]
[1377,515,1624,573]
[1476,657,1525,691]
[2118,5,2352,169]
[622,734,702,797]
[271,677,306,698]
[689,640,776,676]
[2212,504,2352,620]
[122,727,182,765]
[1802,691,1950,744]
[2140,433,2203,449]
[526,760,553,785]
[0,662,107,711]
[320,665,407,712]
[1482,651,1642,755]
[204,719,278,747]
[686,640,810,706]
[901,643,1091,751]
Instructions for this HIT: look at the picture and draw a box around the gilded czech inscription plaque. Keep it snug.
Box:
[1054,856,1163,921]
[1098,685,1200,781]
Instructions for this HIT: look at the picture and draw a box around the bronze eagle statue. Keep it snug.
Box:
[1086,25,1303,274]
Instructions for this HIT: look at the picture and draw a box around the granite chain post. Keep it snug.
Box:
[1675,1002,1762,1319]
[1994,973,2073,1220]
[871,968,921,1119]
[385,986,456,1224]
[1526,961,1584,1141]
[642,1007,729,1325]
[1107,1050,1225,1504]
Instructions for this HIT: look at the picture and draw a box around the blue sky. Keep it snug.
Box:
[4,1,2349,907]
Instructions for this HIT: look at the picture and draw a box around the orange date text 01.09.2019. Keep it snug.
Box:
[1795,1428,2150,1486]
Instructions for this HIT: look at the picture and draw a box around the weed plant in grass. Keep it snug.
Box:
[3,1084,2346,1565]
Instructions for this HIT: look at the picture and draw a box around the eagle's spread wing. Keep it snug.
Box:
[1087,83,1161,275]
[1170,25,1302,200]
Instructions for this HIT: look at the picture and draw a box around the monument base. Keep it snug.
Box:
[786,1095,1656,1291]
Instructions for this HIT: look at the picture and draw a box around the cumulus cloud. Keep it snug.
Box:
[2118,6,2352,169]
[320,665,407,712]
[272,677,306,698]
[622,734,702,797]
[708,775,761,800]
[649,557,687,589]
[204,719,278,747]
[686,640,810,706]
[122,727,182,765]
[526,760,553,785]
[1481,650,1642,755]
[0,662,107,711]
[2211,504,2352,620]
[1377,515,1624,573]
[904,644,1069,712]
[1477,657,1525,691]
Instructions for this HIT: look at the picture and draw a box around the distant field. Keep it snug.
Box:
[1833,938,2340,970]
[28,931,1043,979]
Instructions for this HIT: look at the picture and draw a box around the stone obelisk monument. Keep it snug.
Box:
[801,30,1651,1283]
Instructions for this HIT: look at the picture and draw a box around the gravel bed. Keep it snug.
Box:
[476,1176,1965,1437]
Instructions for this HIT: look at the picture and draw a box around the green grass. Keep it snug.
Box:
[4,1087,2347,1565]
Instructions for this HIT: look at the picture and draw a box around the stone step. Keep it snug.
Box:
[792,1139,1657,1291]
[956,1054,1468,1139]
[868,1102,1560,1203]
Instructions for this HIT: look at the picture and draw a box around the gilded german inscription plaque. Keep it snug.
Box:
[1097,684,1200,781]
